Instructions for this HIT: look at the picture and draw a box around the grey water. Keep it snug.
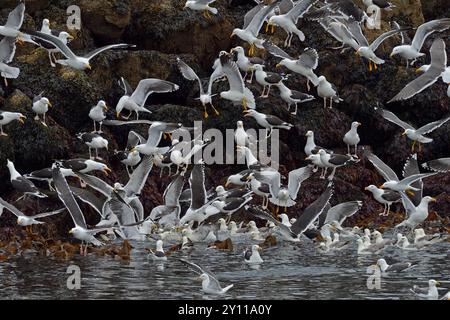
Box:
[0,239,448,300]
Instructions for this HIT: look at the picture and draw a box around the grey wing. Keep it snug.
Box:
[84,44,136,60]
[416,115,450,135]
[32,208,65,219]
[118,77,134,96]
[297,48,319,69]
[317,203,331,228]
[103,119,154,126]
[0,197,25,217]
[422,158,450,173]
[28,31,77,59]
[196,0,217,4]
[127,130,147,149]
[70,186,105,216]
[391,21,411,45]
[278,0,295,14]
[398,172,437,188]
[247,1,279,36]
[389,38,446,102]
[124,155,153,197]
[179,258,222,290]
[52,166,87,229]
[243,3,265,30]
[254,171,281,198]
[288,166,313,199]
[347,19,369,47]
[339,24,362,50]
[411,18,450,52]
[366,151,399,182]
[324,200,362,225]
[5,2,25,29]
[286,0,317,24]
[400,192,416,216]
[0,37,16,63]
[291,184,333,235]
[387,262,412,272]
[189,162,207,210]
[131,79,179,107]
[177,58,204,94]
[263,41,293,60]
[163,174,185,207]
[33,91,45,104]
[246,204,297,238]
[370,28,407,52]
[403,154,422,205]
[292,184,333,235]
[381,109,415,130]
[75,172,114,198]
[219,53,245,93]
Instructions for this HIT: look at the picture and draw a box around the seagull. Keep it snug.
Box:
[254,165,313,212]
[422,158,450,173]
[52,164,111,255]
[179,161,220,225]
[253,64,283,98]
[364,185,401,216]
[318,200,363,228]
[268,0,316,47]
[410,279,440,300]
[149,174,186,228]
[231,1,280,56]
[0,197,64,233]
[0,110,26,136]
[184,0,218,19]
[265,42,319,91]
[177,57,222,118]
[115,77,179,120]
[365,151,437,194]
[218,51,256,110]
[246,172,272,209]
[276,81,314,115]
[390,38,449,102]
[363,0,394,10]
[6,159,47,199]
[76,132,109,160]
[379,108,450,152]
[210,196,253,217]
[395,194,436,231]
[376,258,415,273]
[0,36,19,86]
[390,19,450,67]
[230,46,265,83]
[88,100,108,133]
[148,240,168,261]
[180,258,234,295]
[28,30,135,70]
[32,92,52,126]
[235,120,253,148]
[335,19,407,71]
[343,121,361,157]
[115,149,141,176]
[317,76,342,109]
[59,158,112,175]
[245,183,333,242]
[36,19,75,67]
[305,153,328,179]
[244,109,293,137]
[244,244,264,264]
[23,167,76,191]
[318,149,356,181]
[0,2,34,44]
[413,228,445,246]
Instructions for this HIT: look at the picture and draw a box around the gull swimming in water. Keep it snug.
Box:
[180,258,233,295]
[410,279,440,300]
[244,244,264,264]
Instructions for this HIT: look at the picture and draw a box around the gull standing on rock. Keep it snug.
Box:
[230,46,265,83]
[76,132,109,160]
[343,121,361,157]
[6,159,47,199]
[253,64,283,98]
[89,100,108,133]
[317,76,342,109]
[276,81,314,115]
[244,109,293,138]
[32,92,53,126]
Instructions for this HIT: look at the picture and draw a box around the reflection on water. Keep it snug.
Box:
[0,239,448,300]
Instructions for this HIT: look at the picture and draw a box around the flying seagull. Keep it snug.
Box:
[0,36,19,86]
[28,30,135,70]
[390,38,448,102]
[379,108,450,152]
[390,18,450,67]
[177,57,221,118]
[0,197,64,233]
[115,77,179,120]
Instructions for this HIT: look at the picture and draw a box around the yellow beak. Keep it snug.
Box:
[431,197,437,202]
[86,64,92,70]
[116,112,121,118]
[401,132,406,136]
[48,101,53,108]
[276,63,282,68]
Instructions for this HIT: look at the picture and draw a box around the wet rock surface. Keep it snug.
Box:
[0,0,448,236]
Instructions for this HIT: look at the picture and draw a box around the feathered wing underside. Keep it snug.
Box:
[124,155,153,197]
[52,166,87,229]
[411,18,450,52]
[189,162,207,210]
[130,79,179,107]
[366,152,399,182]
[5,2,25,29]
[288,166,313,199]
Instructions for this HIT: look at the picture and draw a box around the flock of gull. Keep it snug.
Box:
[0,0,449,299]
